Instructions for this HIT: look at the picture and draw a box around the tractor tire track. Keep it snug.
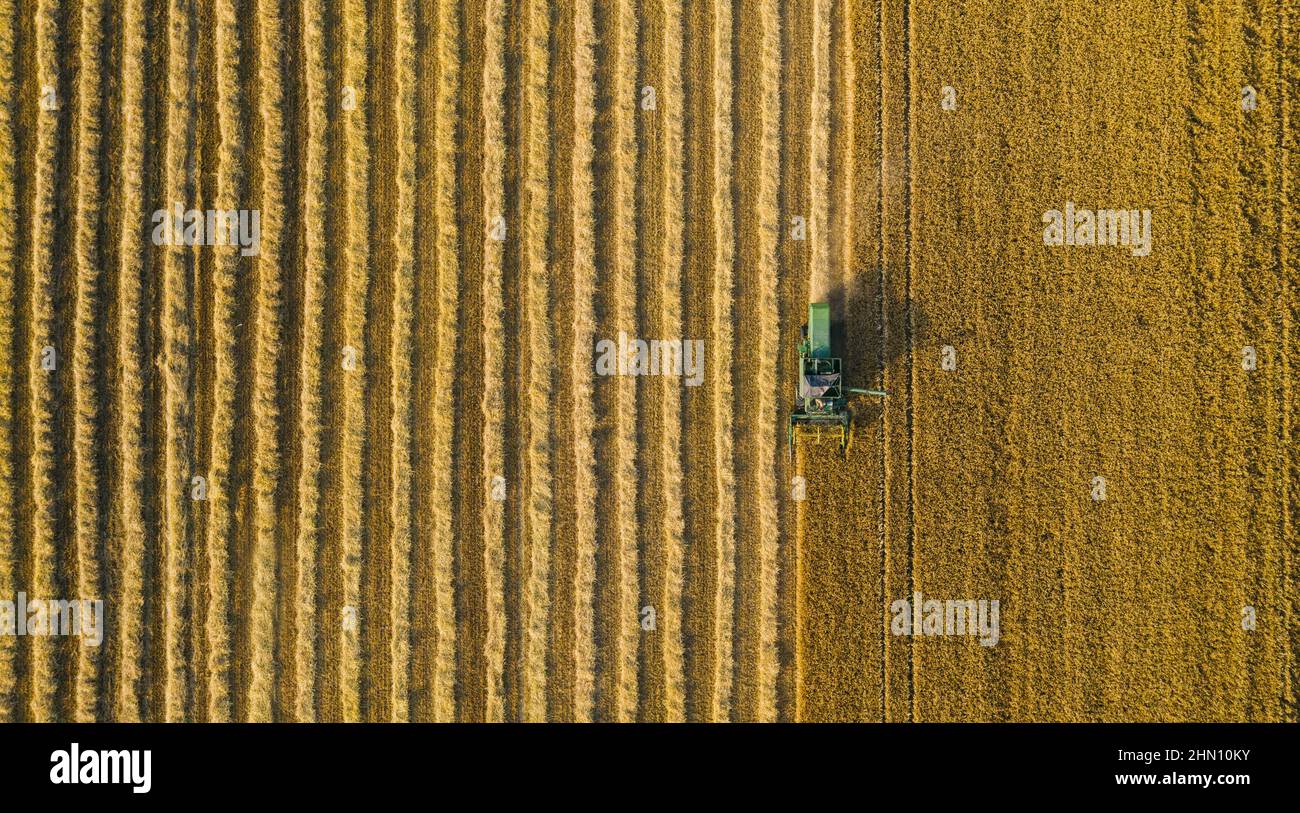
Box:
[878,0,912,723]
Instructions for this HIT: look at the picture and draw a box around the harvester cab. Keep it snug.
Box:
[789,302,886,457]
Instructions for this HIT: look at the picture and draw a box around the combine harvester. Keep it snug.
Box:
[789,301,886,457]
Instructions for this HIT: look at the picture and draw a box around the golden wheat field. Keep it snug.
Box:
[0,0,1294,722]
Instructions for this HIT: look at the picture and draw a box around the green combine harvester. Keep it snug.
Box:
[789,301,887,457]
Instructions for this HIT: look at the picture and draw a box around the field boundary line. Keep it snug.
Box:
[903,0,915,724]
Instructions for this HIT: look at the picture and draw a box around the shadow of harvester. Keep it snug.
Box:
[799,275,929,433]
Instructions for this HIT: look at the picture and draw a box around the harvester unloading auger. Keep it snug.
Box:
[789,301,887,457]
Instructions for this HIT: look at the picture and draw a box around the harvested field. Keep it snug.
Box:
[0,0,1295,722]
